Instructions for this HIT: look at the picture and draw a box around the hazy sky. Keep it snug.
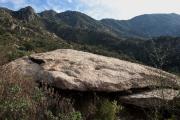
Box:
[0,0,180,20]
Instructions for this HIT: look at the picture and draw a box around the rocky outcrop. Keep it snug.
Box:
[3,49,180,108]
[12,6,38,21]
[119,89,180,108]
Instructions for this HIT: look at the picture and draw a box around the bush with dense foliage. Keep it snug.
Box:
[94,99,120,120]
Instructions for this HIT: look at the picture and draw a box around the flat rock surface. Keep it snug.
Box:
[3,49,180,107]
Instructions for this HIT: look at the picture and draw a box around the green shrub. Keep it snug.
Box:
[7,49,31,61]
[58,111,83,120]
[95,99,120,120]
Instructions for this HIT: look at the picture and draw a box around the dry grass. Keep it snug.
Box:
[0,65,81,120]
[0,65,42,119]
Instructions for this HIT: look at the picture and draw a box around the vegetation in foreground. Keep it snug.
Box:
[0,67,180,120]
[0,67,83,120]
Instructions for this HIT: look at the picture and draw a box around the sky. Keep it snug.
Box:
[0,0,180,20]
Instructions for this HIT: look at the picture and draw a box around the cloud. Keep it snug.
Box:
[78,0,180,20]
[45,0,63,12]
[67,0,72,3]
[0,0,26,6]
[0,0,24,4]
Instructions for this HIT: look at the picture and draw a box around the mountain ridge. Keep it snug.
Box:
[101,13,180,37]
[0,6,180,73]
[2,6,180,38]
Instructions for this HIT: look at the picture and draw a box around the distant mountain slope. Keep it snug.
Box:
[0,6,180,73]
[101,13,180,38]
[41,10,106,30]
[39,10,122,44]
[40,9,180,39]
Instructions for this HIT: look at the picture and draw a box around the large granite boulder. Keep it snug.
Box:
[3,49,180,108]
